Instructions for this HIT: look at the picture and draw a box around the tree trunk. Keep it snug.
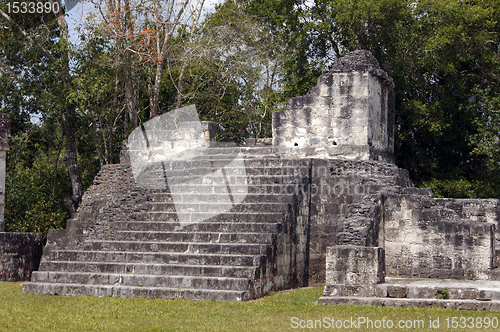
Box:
[175,62,187,109]
[55,0,84,217]
[151,58,163,118]
[63,110,83,219]
[124,67,139,127]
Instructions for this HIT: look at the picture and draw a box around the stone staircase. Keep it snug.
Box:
[23,151,311,301]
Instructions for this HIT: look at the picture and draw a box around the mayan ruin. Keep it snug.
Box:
[12,50,500,311]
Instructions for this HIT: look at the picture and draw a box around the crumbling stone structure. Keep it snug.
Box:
[23,51,500,309]
[0,113,43,281]
[273,50,395,162]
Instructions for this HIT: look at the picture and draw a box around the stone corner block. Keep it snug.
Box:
[326,245,385,286]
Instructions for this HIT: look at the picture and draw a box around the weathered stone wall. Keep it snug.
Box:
[384,194,497,280]
[272,158,312,289]
[0,232,42,281]
[120,121,217,165]
[307,158,412,284]
[45,164,151,252]
[272,50,395,162]
[323,245,385,298]
[432,198,500,251]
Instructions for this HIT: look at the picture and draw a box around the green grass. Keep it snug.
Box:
[1,282,500,331]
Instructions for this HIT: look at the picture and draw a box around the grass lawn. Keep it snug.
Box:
[1,282,499,331]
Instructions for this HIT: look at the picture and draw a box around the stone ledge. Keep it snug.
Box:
[318,296,500,311]
[324,282,500,300]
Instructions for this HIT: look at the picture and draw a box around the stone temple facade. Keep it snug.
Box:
[22,50,500,310]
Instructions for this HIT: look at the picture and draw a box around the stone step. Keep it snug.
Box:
[43,250,263,267]
[169,154,303,163]
[147,193,294,204]
[162,167,397,180]
[172,172,300,180]
[384,278,500,300]
[113,231,276,244]
[31,271,253,291]
[148,185,306,195]
[146,157,306,169]
[36,262,260,278]
[129,212,286,223]
[138,176,306,189]
[158,165,301,175]
[323,278,500,301]
[22,282,250,301]
[242,166,308,176]
[82,240,271,256]
[207,147,278,155]
[318,296,500,311]
[143,202,289,213]
[111,221,282,233]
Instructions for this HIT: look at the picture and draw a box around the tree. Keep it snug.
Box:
[80,0,284,142]
[241,0,500,198]
[0,0,85,217]
[82,0,219,121]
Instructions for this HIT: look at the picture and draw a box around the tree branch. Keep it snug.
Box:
[0,8,57,61]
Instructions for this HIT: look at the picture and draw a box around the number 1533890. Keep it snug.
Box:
[6,1,60,14]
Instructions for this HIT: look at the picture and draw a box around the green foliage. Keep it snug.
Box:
[176,0,284,142]
[419,179,477,199]
[5,134,71,237]
[243,0,500,198]
[437,287,450,300]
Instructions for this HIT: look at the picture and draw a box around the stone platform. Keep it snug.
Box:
[22,151,312,301]
[319,278,500,311]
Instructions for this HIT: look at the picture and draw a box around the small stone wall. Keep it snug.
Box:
[326,245,385,285]
[120,120,217,165]
[323,245,385,297]
[272,50,395,162]
[0,232,43,281]
[384,194,496,280]
[245,138,272,147]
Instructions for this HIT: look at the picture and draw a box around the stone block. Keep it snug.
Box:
[201,121,217,142]
[387,285,408,298]
[325,245,385,286]
[0,232,43,281]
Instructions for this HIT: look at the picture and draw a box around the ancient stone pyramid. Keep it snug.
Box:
[22,148,312,301]
[22,146,416,301]
[23,51,500,307]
